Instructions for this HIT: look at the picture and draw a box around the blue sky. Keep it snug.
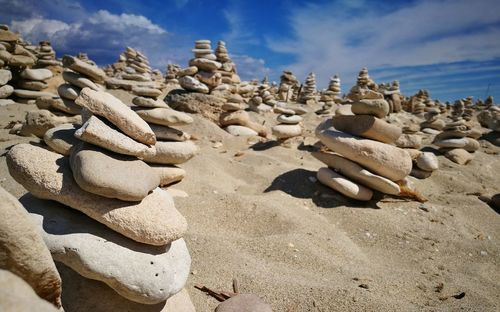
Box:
[1,0,499,102]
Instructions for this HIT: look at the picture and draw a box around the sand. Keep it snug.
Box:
[1,88,499,311]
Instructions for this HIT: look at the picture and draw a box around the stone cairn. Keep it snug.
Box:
[6,86,197,310]
[178,40,222,94]
[477,96,499,132]
[432,100,482,165]
[165,63,182,85]
[277,70,300,102]
[215,40,240,85]
[219,93,267,137]
[35,40,61,67]
[77,52,96,66]
[298,72,317,104]
[317,75,341,114]
[271,106,303,141]
[311,67,414,200]
[383,80,403,114]
[404,89,428,116]
[248,77,277,113]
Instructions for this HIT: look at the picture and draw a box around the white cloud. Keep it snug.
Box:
[232,55,272,81]
[88,10,166,35]
[268,0,500,93]
[11,18,71,41]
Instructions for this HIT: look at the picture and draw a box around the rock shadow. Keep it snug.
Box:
[264,168,380,209]
[250,140,281,151]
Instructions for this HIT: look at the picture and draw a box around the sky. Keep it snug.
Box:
[1,0,499,102]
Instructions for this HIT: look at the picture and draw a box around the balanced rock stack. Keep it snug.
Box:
[165,63,182,84]
[462,96,474,121]
[347,68,390,119]
[318,75,341,114]
[220,93,267,137]
[13,67,54,103]
[312,106,412,201]
[35,41,61,67]
[77,52,96,66]
[278,70,300,102]
[420,107,445,134]
[0,61,14,106]
[178,40,222,94]
[433,116,481,165]
[383,80,403,113]
[404,89,428,116]
[6,87,196,310]
[271,107,303,140]
[477,98,499,132]
[215,40,240,85]
[106,47,155,82]
[298,72,317,104]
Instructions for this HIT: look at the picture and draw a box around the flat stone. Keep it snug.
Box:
[62,55,106,82]
[351,99,389,118]
[150,165,186,186]
[57,262,195,312]
[272,124,302,139]
[177,66,198,77]
[277,114,302,124]
[43,123,79,156]
[0,270,59,312]
[142,141,198,165]
[75,115,152,157]
[23,195,190,304]
[444,148,473,165]
[132,86,162,98]
[0,99,15,106]
[189,58,222,71]
[7,144,187,246]
[335,104,353,116]
[332,115,402,144]
[317,167,373,201]
[36,97,82,115]
[179,76,209,93]
[421,128,441,135]
[396,134,422,149]
[166,90,225,122]
[136,107,194,126]
[0,29,19,41]
[14,89,56,99]
[215,293,273,312]
[318,129,412,181]
[0,69,12,85]
[20,109,81,138]
[58,83,80,100]
[17,80,48,91]
[150,124,191,142]
[0,187,62,308]
[0,84,13,98]
[274,107,295,115]
[226,125,258,136]
[434,137,480,152]
[9,55,35,67]
[195,70,222,88]
[313,152,400,195]
[222,102,246,111]
[420,119,445,130]
[411,167,432,179]
[62,70,101,91]
[220,110,250,126]
[415,152,439,172]
[20,68,53,81]
[70,143,159,201]
[76,88,156,145]
[133,96,169,108]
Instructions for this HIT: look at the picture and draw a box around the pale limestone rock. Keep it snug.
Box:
[395,134,422,149]
[6,144,187,246]
[225,125,258,136]
[132,96,169,108]
[179,76,209,93]
[136,107,194,126]
[0,84,13,98]
[62,55,106,82]
[317,167,373,201]
[415,152,439,172]
[132,86,162,98]
[272,124,302,139]
[150,124,191,142]
[43,123,79,156]
[20,110,81,138]
[57,83,80,100]
[277,114,303,124]
[351,99,389,118]
[63,70,100,91]
[444,148,474,165]
[332,115,401,144]
[36,96,82,115]
[215,294,272,312]
[13,89,57,99]
[434,137,480,152]
[20,68,53,81]
[150,165,186,186]
[142,141,198,165]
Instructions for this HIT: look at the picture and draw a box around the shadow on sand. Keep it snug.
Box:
[264,168,381,209]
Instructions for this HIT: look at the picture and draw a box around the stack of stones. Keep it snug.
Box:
[0,63,13,106]
[462,96,474,121]
[318,75,341,114]
[179,40,222,94]
[405,89,428,116]
[433,114,481,165]
[13,67,54,103]
[420,108,445,134]
[106,47,156,82]
[277,70,300,102]
[165,63,182,85]
[383,81,403,114]
[477,97,499,132]
[347,68,390,120]
[77,52,96,66]
[298,72,317,104]
[35,41,61,67]
[408,150,440,179]
[312,109,412,201]
[7,86,197,310]
[215,40,240,85]
[271,107,303,140]
[220,93,267,137]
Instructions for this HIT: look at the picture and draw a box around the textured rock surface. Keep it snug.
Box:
[7,144,187,245]
[136,107,194,126]
[318,129,412,181]
[150,124,191,142]
[75,88,156,145]
[0,187,62,308]
[0,270,59,312]
[23,195,190,305]
[142,141,198,165]
[20,109,81,138]
[272,124,303,139]
[226,125,258,136]
[351,99,389,118]
[70,143,160,201]
[332,115,402,144]
[62,55,106,82]
[445,148,473,165]
[43,123,79,155]
[317,167,373,201]
[150,165,186,186]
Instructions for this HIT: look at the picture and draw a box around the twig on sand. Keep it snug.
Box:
[232,278,239,293]
[194,284,237,302]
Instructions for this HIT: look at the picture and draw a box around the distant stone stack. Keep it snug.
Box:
[312,101,412,201]
[298,72,317,104]
[420,107,445,133]
[433,118,481,165]
[35,41,62,67]
[220,93,267,137]
[462,96,474,121]
[318,75,341,114]
[106,47,155,82]
[451,99,465,121]
[215,40,240,85]
[165,63,181,84]
[7,86,196,310]
[178,40,222,94]
[77,52,96,66]
[383,80,402,113]
[271,107,303,140]
[13,67,55,103]
[277,70,300,102]
[347,68,390,119]
[404,89,430,116]
[477,105,500,132]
